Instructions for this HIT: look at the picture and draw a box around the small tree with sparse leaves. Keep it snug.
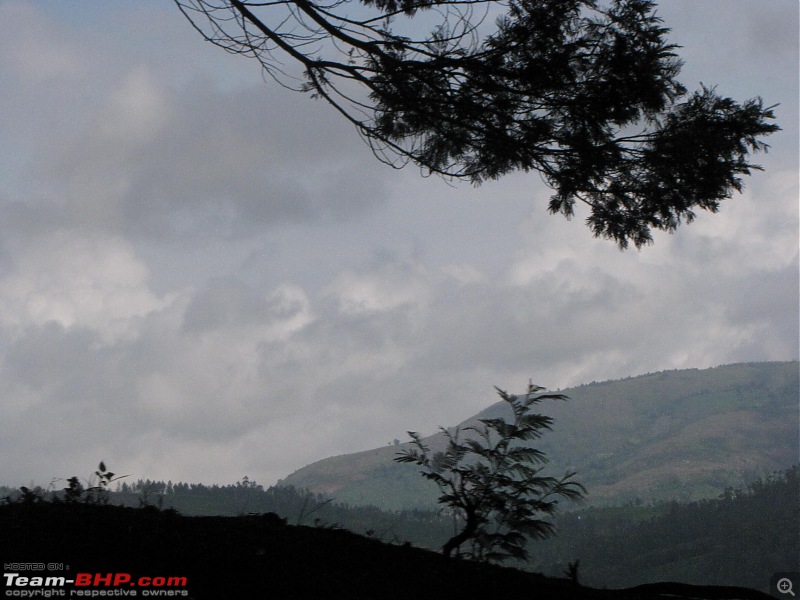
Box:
[62,462,126,505]
[396,383,585,562]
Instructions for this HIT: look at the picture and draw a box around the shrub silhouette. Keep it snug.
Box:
[396,383,585,562]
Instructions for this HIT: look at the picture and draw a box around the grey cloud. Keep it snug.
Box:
[1,1,390,244]
[181,278,273,334]
[0,0,796,490]
[48,74,388,241]
[3,322,97,397]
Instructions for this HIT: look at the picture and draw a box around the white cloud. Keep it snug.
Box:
[325,263,432,316]
[0,229,170,343]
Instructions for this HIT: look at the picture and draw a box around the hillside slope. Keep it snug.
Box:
[278,362,799,510]
[0,501,777,600]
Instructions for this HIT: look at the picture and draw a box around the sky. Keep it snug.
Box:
[0,0,797,489]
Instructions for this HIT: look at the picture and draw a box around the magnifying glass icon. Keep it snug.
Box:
[778,578,796,596]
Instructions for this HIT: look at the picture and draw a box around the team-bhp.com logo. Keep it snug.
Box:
[3,571,189,597]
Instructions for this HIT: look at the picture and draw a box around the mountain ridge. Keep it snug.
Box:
[278,361,799,510]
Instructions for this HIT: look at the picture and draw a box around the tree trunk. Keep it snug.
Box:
[441,507,478,558]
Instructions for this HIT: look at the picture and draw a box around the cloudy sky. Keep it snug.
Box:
[1,0,797,489]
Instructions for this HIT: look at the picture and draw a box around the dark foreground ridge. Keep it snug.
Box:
[0,503,773,600]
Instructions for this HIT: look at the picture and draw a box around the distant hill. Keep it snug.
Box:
[278,362,799,510]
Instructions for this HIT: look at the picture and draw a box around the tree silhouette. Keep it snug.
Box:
[396,383,585,562]
[175,0,778,247]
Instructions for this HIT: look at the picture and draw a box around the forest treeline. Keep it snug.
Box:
[3,466,796,591]
[529,466,799,590]
[0,476,454,550]
[118,476,452,549]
